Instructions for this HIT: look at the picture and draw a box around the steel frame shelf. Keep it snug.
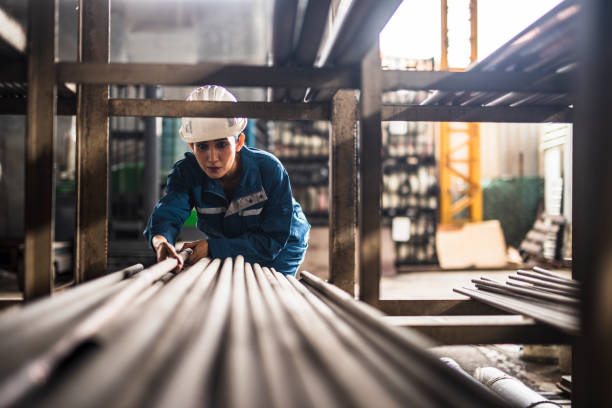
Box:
[1,0,610,405]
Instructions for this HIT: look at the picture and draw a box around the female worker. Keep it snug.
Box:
[144,85,310,276]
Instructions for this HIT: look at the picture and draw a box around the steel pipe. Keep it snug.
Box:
[0,251,190,408]
[475,367,560,408]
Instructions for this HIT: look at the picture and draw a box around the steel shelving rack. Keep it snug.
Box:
[0,0,610,406]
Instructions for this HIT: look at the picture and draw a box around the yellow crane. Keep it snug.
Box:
[439,0,482,224]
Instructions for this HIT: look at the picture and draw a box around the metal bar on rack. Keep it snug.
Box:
[383,315,570,345]
[453,286,580,335]
[532,265,577,282]
[508,275,580,295]
[328,90,357,295]
[472,278,579,306]
[506,281,579,298]
[382,71,572,93]
[224,257,269,407]
[75,0,110,282]
[112,258,219,408]
[382,104,573,123]
[358,44,382,304]
[56,62,358,88]
[375,298,506,316]
[260,267,402,408]
[150,257,233,408]
[109,99,331,120]
[0,250,191,408]
[283,274,438,406]
[299,271,510,407]
[243,263,301,408]
[0,264,142,337]
[573,0,612,404]
[34,257,213,408]
[24,0,56,301]
[516,269,580,288]
[251,264,342,408]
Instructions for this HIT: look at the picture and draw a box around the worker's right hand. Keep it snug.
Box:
[152,235,184,270]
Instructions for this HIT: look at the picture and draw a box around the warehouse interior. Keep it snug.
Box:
[0,0,610,406]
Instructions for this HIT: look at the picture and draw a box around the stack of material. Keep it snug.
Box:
[454,266,580,335]
[0,255,509,407]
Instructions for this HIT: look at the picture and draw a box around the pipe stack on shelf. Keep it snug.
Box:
[0,256,510,407]
[454,266,580,335]
[420,0,578,108]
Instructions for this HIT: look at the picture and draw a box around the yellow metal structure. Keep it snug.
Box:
[439,0,482,224]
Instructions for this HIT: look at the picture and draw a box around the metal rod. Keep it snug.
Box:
[114,258,220,408]
[516,269,580,288]
[506,281,579,298]
[251,263,341,408]
[532,266,581,285]
[0,250,191,408]
[0,264,142,335]
[471,278,579,306]
[37,258,214,408]
[243,263,301,408]
[260,267,402,408]
[283,274,436,407]
[454,286,579,335]
[150,257,233,408]
[299,271,510,407]
[508,275,580,294]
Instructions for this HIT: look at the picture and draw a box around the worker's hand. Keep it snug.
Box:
[152,235,184,270]
[178,240,209,265]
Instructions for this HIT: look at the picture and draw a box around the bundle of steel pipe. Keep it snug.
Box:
[0,256,510,407]
[454,266,580,335]
[420,0,578,108]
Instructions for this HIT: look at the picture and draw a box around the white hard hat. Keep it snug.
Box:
[179,85,247,143]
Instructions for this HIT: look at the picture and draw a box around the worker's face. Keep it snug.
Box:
[190,134,244,179]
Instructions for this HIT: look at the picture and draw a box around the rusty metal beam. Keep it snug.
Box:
[382,104,573,123]
[382,70,572,93]
[358,44,382,304]
[573,0,612,405]
[375,298,508,316]
[56,62,358,89]
[328,90,356,295]
[109,99,331,120]
[75,0,110,282]
[24,0,56,301]
[384,315,571,345]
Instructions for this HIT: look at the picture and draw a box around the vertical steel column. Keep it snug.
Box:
[143,86,161,226]
[24,0,57,300]
[75,0,110,282]
[358,44,382,304]
[329,90,357,295]
[573,0,612,406]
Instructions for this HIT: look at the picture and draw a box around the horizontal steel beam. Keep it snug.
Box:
[375,299,508,316]
[382,70,573,93]
[383,315,571,345]
[382,104,573,123]
[56,62,358,88]
[109,99,331,120]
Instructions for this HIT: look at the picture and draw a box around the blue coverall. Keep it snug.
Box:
[144,146,310,276]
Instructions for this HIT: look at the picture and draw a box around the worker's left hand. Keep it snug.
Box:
[178,240,209,265]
